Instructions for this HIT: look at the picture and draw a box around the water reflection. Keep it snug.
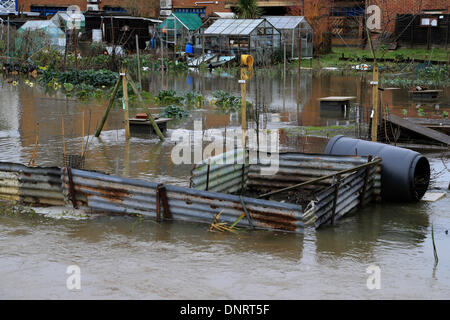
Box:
[0,70,448,186]
[315,202,429,261]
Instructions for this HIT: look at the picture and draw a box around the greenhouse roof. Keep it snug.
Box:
[263,16,310,30]
[158,13,202,31]
[204,19,266,36]
[18,20,64,35]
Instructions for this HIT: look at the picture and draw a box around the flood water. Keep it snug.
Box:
[0,69,449,299]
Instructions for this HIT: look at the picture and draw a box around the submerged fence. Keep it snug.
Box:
[60,167,303,233]
[0,150,381,231]
[191,151,381,228]
[0,162,64,206]
[190,149,249,194]
[248,153,381,193]
[0,161,303,233]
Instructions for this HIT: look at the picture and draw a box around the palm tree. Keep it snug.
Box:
[235,0,263,19]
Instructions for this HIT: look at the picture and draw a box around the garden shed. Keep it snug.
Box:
[158,12,202,50]
[264,16,313,59]
[203,18,281,65]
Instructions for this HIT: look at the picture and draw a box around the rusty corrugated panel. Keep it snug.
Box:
[303,165,379,228]
[0,162,64,206]
[244,153,381,228]
[190,149,249,194]
[61,167,303,233]
[248,152,382,195]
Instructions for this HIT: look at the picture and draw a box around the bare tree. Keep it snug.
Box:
[124,0,160,17]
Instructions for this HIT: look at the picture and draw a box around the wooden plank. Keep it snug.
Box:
[129,118,172,124]
[408,90,443,93]
[421,192,445,202]
[389,143,449,151]
[387,114,450,145]
[404,118,450,126]
[318,96,356,101]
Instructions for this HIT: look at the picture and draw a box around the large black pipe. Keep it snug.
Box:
[325,136,430,202]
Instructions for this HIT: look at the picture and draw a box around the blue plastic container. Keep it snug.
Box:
[185,43,193,54]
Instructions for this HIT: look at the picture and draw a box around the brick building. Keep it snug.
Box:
[165,0,298,18]
[367,0,449,33]
[328,0,448,47]
[167,0,228,18]
[16,0,159,17]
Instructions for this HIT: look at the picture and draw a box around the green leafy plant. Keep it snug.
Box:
[417,107,427,117]
[184,91,204,108]
[63,83,74,92]
[156,90,185,106]
[161,105,189,119]
[213,90,240,111]
[235,0,263,18]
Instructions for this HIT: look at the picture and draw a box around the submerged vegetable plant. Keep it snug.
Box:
[156,90,185,106]
[184,91,204,108]
[161,105,189,119]
[213,90,240,112]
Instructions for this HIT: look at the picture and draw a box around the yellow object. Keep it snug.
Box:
[240,54,254,68]
[240,67,254,81]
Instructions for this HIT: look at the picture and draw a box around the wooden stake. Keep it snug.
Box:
[240,68,247,148]
[28,123,39,167]
[283,41,286,79]
[122,68,130,140]
[62,117,66,161]
[95,75,122,137]
[125,138,130,177]
[136,34,142,88]
[73,28,78,70]
[81,110,85,156]
[201,28,205,63]
[371,64,379,142]
[298,28,302,80]
[366,27,379,142]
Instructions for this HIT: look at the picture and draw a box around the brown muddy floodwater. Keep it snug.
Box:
[0,69,449,299]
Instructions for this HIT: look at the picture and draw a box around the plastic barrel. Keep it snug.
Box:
[185,43,193,54]
[325,135,430,202]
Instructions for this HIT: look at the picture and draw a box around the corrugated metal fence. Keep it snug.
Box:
[0,150,381,232]
[189,151,381,228]
[190,149,249,194]
[247,153,381,228]
[0,162,64,206]
[248,153,381,195]
[61,167,303,233]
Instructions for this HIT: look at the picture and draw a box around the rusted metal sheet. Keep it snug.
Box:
[61,167,303,233]
[302,165,379,228]
[0,162,64,206]
[0,152,380,233]
[190,149,249,194]
[248,152,381,195]
[244,153,381,229]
